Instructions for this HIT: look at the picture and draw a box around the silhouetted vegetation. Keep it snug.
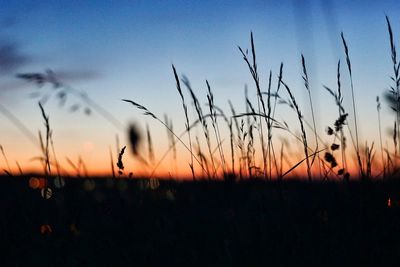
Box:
[2,14,400,267]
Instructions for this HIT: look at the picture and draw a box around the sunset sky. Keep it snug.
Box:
[1,0,400,178]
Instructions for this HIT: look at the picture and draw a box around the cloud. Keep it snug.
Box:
[0,39,29,74]
[50,69,101,83]
[15,69,101,89]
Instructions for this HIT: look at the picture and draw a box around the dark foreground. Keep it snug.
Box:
[1,176,400,266]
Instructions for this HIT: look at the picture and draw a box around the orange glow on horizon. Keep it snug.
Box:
[5,146,382,181]
[0,119,390,180]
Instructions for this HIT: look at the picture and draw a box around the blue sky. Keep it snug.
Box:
[0,0,400,176]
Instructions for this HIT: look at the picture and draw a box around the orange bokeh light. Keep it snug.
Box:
[29,177,48,189]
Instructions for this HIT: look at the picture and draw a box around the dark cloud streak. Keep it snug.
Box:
[15,69,101,88]
[0,40,29,74]
[50,69,101,83]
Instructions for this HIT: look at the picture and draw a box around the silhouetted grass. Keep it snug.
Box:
[182,75,215,178]
[301,54,321,177]
[0,145,12,176]
[122,99,206,176]
[3,16,400,182]
[386,16,400,155]
[238,33,269,179]
[3,16,400,267]
[341,32,363,178]
[280,80,311,181]
[172,65,195,180]
[38,102,52,178]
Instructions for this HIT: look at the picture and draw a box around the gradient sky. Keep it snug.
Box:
[1,0,400,177]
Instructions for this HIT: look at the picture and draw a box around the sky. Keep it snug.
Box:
[0,0,400,178]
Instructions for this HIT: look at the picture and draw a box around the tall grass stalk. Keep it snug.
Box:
[0,145,12,176]
[341,32,363,177]
[247,124,255,176]
[238,32,270,179]
[146,123,155,164]
[280,81,311,181]
[213,104,235,176]
[271,63,284,119]
[364,142,375,179]
[206,80,227,175]
[116,146,126,176]
[239,119,246,178]
[386,16,400,148]
[109,146,116,178]
[164,114,177,175]
[79,156,89,178]
[245,97,259,177]
[182,76,215,178]
[229,100,243,179]
[394,121,397,159]
[66,157,80,177]
[194,136,205,177]
[172,65,195,180]
[50,133,61,181]
[266,71,278,180]
[386,16,400,165]
[301,54,321,177]
[270,63,284,178]
[16,161,23,176]
[38,102,52,178]
[324,60,348,178]
[376,96,385,177]
[336,60,348,173]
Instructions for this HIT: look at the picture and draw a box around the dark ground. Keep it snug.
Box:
[1,175,400,266]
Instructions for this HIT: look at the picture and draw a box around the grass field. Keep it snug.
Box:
[2,14,400,266]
